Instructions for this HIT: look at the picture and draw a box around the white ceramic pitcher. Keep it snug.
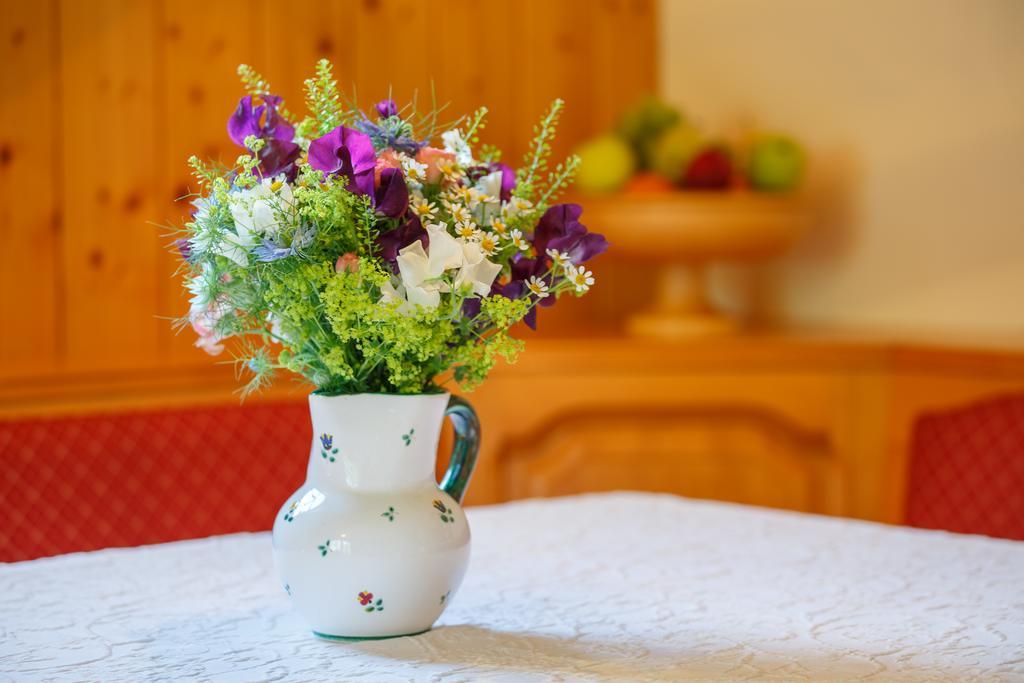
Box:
[272,392,479,640]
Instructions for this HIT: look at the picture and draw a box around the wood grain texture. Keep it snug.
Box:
[1,0,658,381]
[59,0,161,370]
[0,2,60,377]
[156,0,265,362]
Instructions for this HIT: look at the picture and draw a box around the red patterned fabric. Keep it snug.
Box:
[905,394,1024,540]
[0,402,310,562]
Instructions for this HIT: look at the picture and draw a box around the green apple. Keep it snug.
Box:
[749,135,805,191]
[648,123,704,184]
[574,134,637,194]
[616,95,682,168]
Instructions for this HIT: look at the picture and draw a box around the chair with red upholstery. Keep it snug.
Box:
[905,393,1024,540]
[0,402,310,562]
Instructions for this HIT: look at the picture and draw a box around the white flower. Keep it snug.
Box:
[388,223,500,311]
[187,266,231,356]
[445,185,473,205]
[230,176,295,239]
[379,278,414,315]
[454,240,502,297]
[565,264,595,292]
[526,276,550,299]
[448,204,473,225]
[221,176,297,266]
[401,156,428,183]
[478,232,499,256]
[546,248,572,268]
[503,196,533,218]
[441,128,474,166]
[436,156,462,180]
[469,171,503,224]
[395,223,463,309]
[473,171,503,204]
[509,229,530,251]
[454,221,479,240]
[410,197,438,220]
[489,217,509,236]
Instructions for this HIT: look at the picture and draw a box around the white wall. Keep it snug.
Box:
[659,0,1024,337]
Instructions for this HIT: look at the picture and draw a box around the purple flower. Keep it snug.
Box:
[461,297,482,318]
[228,95,294,147]
[257,138,301,179]
[534,204,609,265]
[227,95,299,178]
[320,433,333,450]
[252,223,316,262]
[174,238,192,260]
[376,214,427,267]
[352,117,426,156]
[374,167,409,218]
[308,125,376,197]
[253,239,293,262]
[376,99,399,118]
[492,163,516,202]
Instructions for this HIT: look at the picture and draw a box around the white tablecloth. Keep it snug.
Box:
[2,492,1023,682]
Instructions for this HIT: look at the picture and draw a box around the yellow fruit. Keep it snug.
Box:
[574,135,636,194]
[648,123,703,184]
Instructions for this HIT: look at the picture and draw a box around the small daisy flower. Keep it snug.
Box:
[478,232,499,255]
[455,221,479,240]
[489,217,509,236]
[468,187,495,207]
[436,157,462,180]
[411,197,437,220]
[526,276,550,299]
[565,264,595,293]
[546,248,572,268]
[447,185,473,204]
[503,196,534,218]
[401,157,427,183]
[509,229,530,252]
[449,204,474,225]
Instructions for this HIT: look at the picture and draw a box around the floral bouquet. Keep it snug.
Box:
[176,60,608,396]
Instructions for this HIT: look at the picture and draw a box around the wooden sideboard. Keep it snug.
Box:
[3,333,1023,524]
[461,333,1024,523]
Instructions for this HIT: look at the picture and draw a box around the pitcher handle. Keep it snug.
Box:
[440,395,480,504]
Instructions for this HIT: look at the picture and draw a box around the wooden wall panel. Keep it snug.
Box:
[351,0,431,112]
[590,0,658,132]
[0,2,60,377]
[59,0,161,371]
[261,0,357,122]
[157,0,266,363]
[0,0,658,391]
[517,0,596,163]
[434,0,517,160]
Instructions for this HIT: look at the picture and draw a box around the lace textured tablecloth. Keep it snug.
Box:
[2,492,1023,682]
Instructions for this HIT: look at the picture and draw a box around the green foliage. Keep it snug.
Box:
[238,63,272,97]
[237,64,294,121]
[515,99,565,201]
[177,59,593,399]
[303,59,344,137]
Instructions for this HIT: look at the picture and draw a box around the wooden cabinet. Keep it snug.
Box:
[459,335,1024,523]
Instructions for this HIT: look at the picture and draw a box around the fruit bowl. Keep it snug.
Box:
[572,191,809,337]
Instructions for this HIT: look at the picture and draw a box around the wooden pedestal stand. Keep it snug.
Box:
[578,192,809,338]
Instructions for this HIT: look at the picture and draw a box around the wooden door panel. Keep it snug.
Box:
[501,406,841,514]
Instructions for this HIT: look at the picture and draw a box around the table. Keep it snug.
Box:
[2,493,1022,682]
